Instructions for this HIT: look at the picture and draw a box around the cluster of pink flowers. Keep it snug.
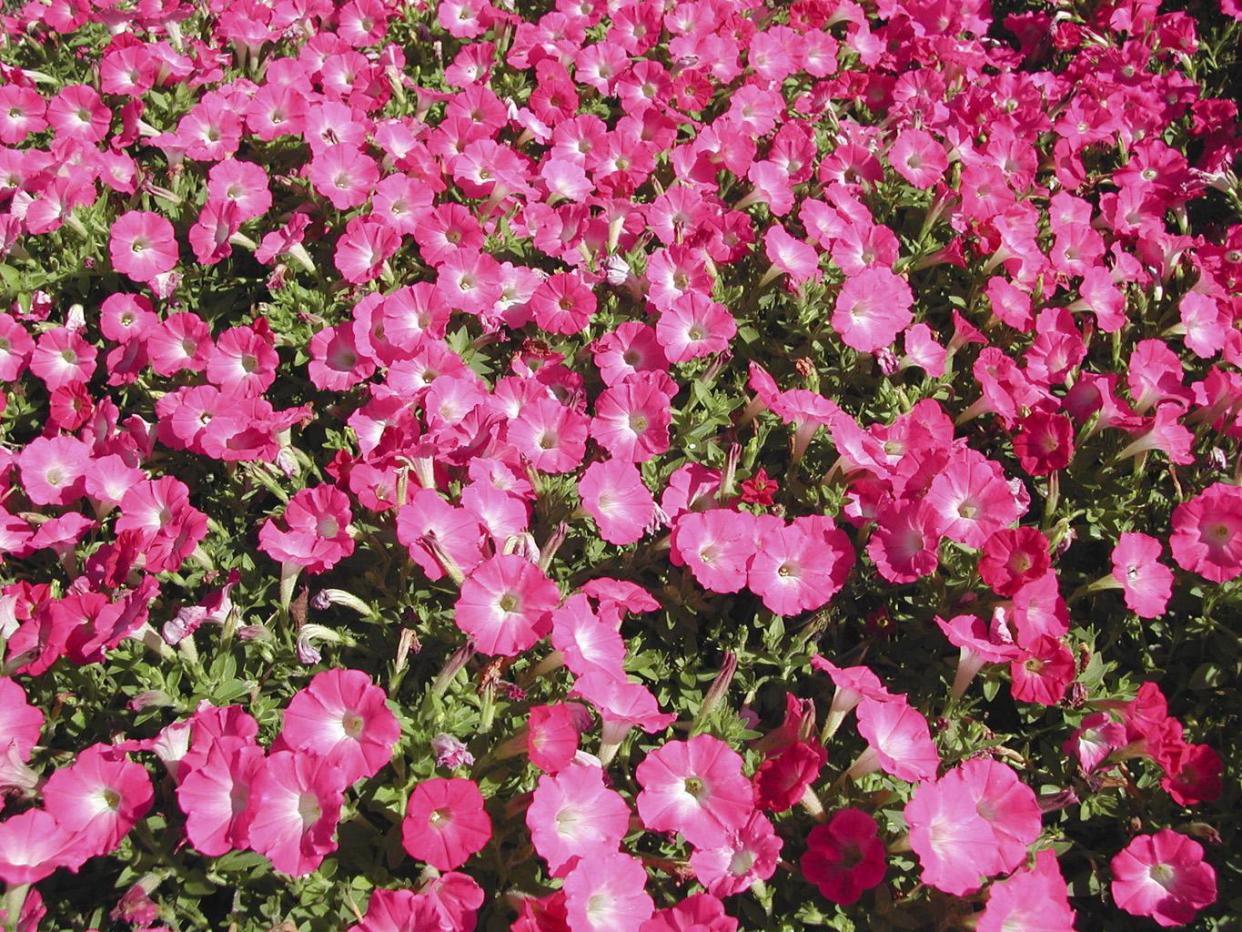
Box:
[0,0,1237,923]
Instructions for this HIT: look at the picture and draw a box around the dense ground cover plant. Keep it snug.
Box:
[0,0,1240,926]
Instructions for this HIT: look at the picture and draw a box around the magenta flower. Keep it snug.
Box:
[889,128,948,189]
[656,294,737,363]
[800,808,887,906]
[508,396,590,475]
[109,211,179,283]
[30,327,97,391]
[455,554,560,657]
[636,735,754,848]
[280,669,400,785]
[248,750,347,876]
[401,777,492,871]
[1111,829,1217,927]
[0,677,43,762]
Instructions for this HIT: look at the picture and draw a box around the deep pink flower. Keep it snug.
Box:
[527,703,589,773]
[979,527,1051,597]
[1111,830,1216,927]
[639,893,737,932]
[0,678,43,762]
[889,128,948,189]
[1011,636,1076,706]
[109,211,178,283]
[248,750,347,876]
[280,669,400,785]
[1064,712,1127,773]
[753,740,826,812]
[455,554,560,657]
[636,735,754,848]
[926,448,1027,549]
[531,272,597,335]
[800,808,887,906]
[401,777,492,871]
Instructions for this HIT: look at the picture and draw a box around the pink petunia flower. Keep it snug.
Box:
[656,294,737,363]
[109,211,179,283]
[1112,532,1175,618]
[0,678,43,762]
[401,777,492,872]
[689,810,782,897]
[800,808,887,906]
[889,128,948,189]
[832,267,914,353]
[1169,482,1242,583]
[978,849,1077,931]
[508,397,590,475]
[1111,829,1217,927]
[671,509,756,595]
[175,736,265,856]
[635,735,754,848]
[248,750,347,876]
[0,810,75,885]
[259,485,355,575]
[280,669,400,785]
[30,327,97,391]
[42,745,153,866]
[850,696,940,783]
[563,850,655,932]
[527,763,630,876]
[578,459,657,546]
[455,554,560,656]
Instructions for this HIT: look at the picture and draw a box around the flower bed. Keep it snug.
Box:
[0,0,1239,928]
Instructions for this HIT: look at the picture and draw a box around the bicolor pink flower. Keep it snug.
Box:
[205,324,279,397]
[248,750,347,876]
[832,268,914,353]
[310,144,380,211]
[527,763,630,876]
[258,486,355,575]
[280,669,400,785]
[395,489,485,583]
[550,595,626,680]
[747,519,849,616]
[563,850,654,932]
[1064,712,1127,773]
[800,808,887,905]
[1111,830,1216,927]
[109,211,179,283]
[926,449,1027,549]
[42,745,153,865]
[531,272,597,335]
[578,459,657,546]
[979,849,1077,932]
[401,777,492,871]
[763,225,821,287]
[936,614,1022,699]
[635,735,754,848]
[1170,482,1242,583]
[455,554,560,657]
[689,811,782,897]
[1112,532,1175,618]
[176,736,265,856]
